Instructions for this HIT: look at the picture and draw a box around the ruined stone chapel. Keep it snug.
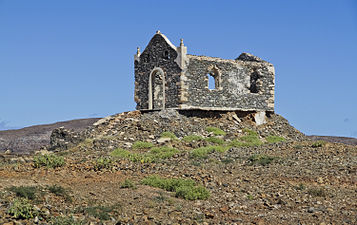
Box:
[134,31,275,117]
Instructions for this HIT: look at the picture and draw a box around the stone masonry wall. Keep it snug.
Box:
[179,55,275,111]
[134,34,182,110]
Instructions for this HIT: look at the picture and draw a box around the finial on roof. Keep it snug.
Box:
[136,47,140,55]
[156,30,161,34]
[180,38,184,46]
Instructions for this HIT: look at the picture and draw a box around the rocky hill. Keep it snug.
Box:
[0,118,99,155]
[0,110,356,224]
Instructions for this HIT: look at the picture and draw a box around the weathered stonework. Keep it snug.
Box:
[134,31,275,112]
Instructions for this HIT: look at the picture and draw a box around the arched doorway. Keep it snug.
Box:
[148,67,165,110]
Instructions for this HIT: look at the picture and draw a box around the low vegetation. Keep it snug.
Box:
[111,146,179,163]
[248,154,278,166]
[120,179,136,189]
[266,135,286,143]
[83,205,115,221]
[182,135,204,142]
[205,136,225,145]
[50,216,83,225]
[311,140,326,148]
[205,126,226,136]
[160,131,178,140]
[8,198,37,219]
[307,187,327,197]
[48,185,72,202]
[94,157,113,170]
[142,175,210,200]
[8,186,37,200]
[190,145,229,159]
[33,154,65,168]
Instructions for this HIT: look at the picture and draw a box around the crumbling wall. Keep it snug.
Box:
[134,34,181,110]
[179,54,275,111]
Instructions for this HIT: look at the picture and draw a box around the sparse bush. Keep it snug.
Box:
[311,141,326,148]
[266,135,286,143]
[242,128,258,136]
[8,186,37,200]
[94,157,113,170]
[8,198,37,219]
[190,145,228,158]
[228,129,262,147]
[111,147,179,163]
[142,175,209,200]
[307,187,327,197]
[295,183,306,191]
[120,179,136,189]
[248,154,277,166]
[132,141,154,149]
[205,127,226,136]
[182,135,204,142]
[48,185,72,202]
[175,185,210,200]
[247,194,254,200]
[50,216,83,225]
[84,205,113,221]
[205,136,225,145]
[33,154,65,168]
[160,131,178,140]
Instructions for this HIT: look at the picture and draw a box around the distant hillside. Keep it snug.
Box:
[308,135,357,145]
[0,118,100,154]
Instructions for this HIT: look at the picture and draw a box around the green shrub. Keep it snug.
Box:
[48,185,72,202]
[205,136,225,145]
[205,127,226,136]
[295,183,306,191]
[247,194,254,200]
[242,128,258,136]
[160,131,178,140]
[248,154,277,166]
[311,141,326,148]
[33,154,65,168]
[50,215,83,225]
[175,185,210,200]
[94,157,113,170]
[142,175,209,200]
[8,198,37,219]
[8,186,37,200]
[266,135,286,143]
[307,187,327,197]
[111,147,179,163]
[190,145,229,158]
[120,179,136,189]
[182,135,204,142]
[84,205,113,221]
[132,141,154,149]
[229,129,262,147]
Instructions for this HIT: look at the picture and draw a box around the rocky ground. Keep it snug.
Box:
[0,110,356,224]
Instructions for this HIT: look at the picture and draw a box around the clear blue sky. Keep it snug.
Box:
[1,0,357,138]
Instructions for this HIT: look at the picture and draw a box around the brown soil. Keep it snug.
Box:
[0,110,356,224]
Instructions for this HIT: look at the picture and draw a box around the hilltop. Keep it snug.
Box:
[0,110,356,224]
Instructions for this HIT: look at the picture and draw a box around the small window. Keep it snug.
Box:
[208,73,216,90]
[206,65,221,90]
[163,50,170,59]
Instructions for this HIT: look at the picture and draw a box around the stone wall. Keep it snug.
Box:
[179,54,275,111]
[134,34,182,110]
[134,33,275,112]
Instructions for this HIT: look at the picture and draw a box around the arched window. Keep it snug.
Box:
[207,73,216,90]
[206,65,221,90]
